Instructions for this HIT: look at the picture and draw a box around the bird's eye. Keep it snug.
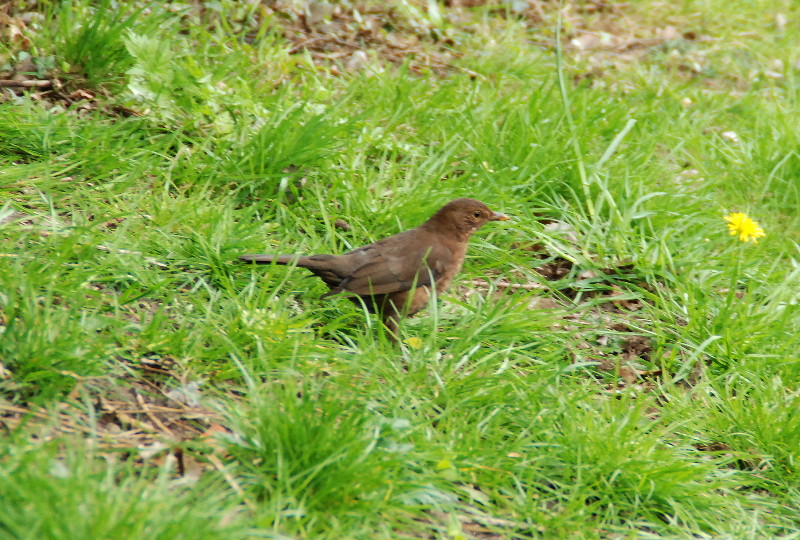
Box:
[473,211,482,218]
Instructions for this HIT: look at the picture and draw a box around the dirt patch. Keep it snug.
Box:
[2,0,713,112]
[261,1,480,77]
[265,0,703,80]
[0,355,231,480]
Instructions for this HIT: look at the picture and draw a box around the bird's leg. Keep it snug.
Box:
[382,314,400,344]
[380,300,402,344]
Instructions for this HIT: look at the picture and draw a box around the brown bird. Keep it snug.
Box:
[239,198,508,340]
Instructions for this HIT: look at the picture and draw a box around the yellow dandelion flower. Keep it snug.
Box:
[404,337,423,350]
[724,212,766,243]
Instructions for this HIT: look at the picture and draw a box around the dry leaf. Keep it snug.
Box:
[775,13,787,32]
[659,26,680,40]
[721,131,740,144]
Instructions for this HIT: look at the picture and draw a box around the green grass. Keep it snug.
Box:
[2,0,800,537]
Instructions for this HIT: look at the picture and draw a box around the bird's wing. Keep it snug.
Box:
[335,235,454,296]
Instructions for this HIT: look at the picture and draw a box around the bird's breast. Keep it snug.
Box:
[431,247,465,294]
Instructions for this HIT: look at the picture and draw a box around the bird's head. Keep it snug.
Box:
[425,198,508,240]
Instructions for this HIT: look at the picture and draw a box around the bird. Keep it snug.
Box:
[239,198,508,341]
